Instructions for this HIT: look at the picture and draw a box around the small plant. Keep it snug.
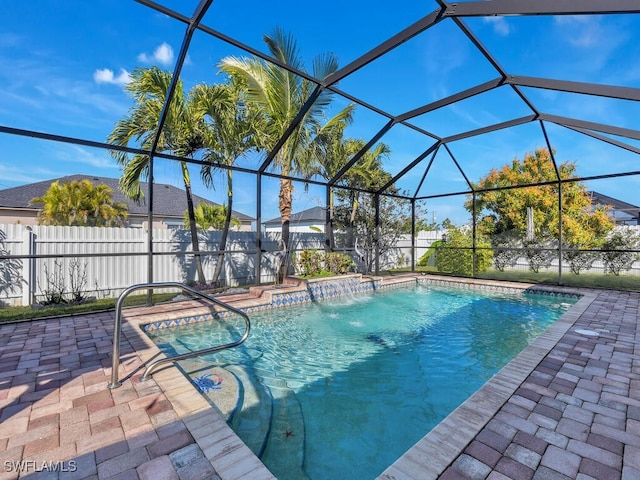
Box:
[490,234,520,272]
[523,238,556,274]
[296,249,324,276]
[41,260,67,305]
[324,252,355,274]
[562,248,598,275]
[39,258,89,305]
[600,229,640,275]
[68,259,88,302]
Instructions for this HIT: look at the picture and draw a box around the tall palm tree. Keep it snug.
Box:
[219,27,354,280]
[108,67,208,284]
[190,78,257,286]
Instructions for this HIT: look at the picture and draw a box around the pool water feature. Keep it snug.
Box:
[147,283,576,480]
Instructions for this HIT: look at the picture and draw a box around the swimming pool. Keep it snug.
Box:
[147,283,576,479]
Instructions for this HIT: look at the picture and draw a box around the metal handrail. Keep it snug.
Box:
[108,282,251,389]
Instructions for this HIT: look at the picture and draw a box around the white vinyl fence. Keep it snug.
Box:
[0,224,328,307]
[1,224,638,307]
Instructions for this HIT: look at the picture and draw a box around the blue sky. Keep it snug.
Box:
[1,1,640,225]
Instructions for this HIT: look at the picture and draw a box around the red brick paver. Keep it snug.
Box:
[0,312,220,480]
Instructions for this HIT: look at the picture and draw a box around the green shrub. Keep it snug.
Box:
[417,241,442,267]
[562,248,598,275]
[294,249,355,277]
[324,252,355,274]
[435,227,493,276]
[295,249,324,276]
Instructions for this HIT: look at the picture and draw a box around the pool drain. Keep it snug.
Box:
[575,328,599,336]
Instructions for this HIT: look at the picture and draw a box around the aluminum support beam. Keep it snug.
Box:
[507,76,640,102]
[397,78,504,122]
[540,114,640,141]
[442,0,640,17]
[442,115,537,144]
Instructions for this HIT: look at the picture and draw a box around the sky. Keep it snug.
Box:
[1,1,640,226]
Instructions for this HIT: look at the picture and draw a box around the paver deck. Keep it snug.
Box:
[0,277,638,479]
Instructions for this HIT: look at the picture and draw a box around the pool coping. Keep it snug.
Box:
[121,274,596,480]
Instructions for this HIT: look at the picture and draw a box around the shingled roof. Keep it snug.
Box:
[0,174,254,221]
[263,206,326,226]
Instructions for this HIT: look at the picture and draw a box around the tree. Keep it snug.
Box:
[311,124,379,249]
[191,78,257,286]
[331,139,391,250]
[108,67,209,284]
[331,149,407,273]
[185,203,240,231]
[31,179,127,227]
[467,148,614,248]
[219,27,354,279]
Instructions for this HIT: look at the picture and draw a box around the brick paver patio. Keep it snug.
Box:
[0,280,638,479]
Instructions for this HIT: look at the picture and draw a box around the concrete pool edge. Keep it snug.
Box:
[123,275,595,480]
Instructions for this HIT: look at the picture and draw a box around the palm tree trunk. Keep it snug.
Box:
[346,192,358,248]
[327,189,335,250]
[279,177,293,282]
[181,162,206,285]
[211,170,233,287]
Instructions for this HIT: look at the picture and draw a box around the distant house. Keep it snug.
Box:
[0,174,254,230]
[263,206,327,233]
[589,191,640,226]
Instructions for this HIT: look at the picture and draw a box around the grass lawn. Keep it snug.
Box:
[0,292,176,325]
[397,266,640,292]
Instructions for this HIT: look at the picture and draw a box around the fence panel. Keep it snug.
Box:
[1,224,638,307]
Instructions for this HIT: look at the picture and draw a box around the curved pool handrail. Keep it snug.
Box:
[108,282,250,389]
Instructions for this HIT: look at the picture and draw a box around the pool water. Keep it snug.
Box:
[148,284,575,480]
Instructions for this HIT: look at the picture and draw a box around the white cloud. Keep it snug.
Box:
[93,68,131,86]
[483,17,511,36]
[554,15,603,48]
[0,165,55,188]
[137,42,174,66]
[55,145,119,169]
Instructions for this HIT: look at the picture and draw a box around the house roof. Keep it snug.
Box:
[0,174,254,221]
[263,206,326,226]
[589,191,640,218]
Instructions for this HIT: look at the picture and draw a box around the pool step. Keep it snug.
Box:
[260,385,309,480]
[178,359,240,421]
[226,365,273,458]
[180,359,309,478]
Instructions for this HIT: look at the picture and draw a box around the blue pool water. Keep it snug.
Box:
[148,284,576,479]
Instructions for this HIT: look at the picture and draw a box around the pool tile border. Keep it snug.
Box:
[142,274,582,331]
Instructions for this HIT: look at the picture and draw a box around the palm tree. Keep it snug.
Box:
[191,78,257,286]
[184,203,240,231]
[333,140,392,248]
[219,27,354,280]
[32,179,128,227]
[108,67,208,284]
